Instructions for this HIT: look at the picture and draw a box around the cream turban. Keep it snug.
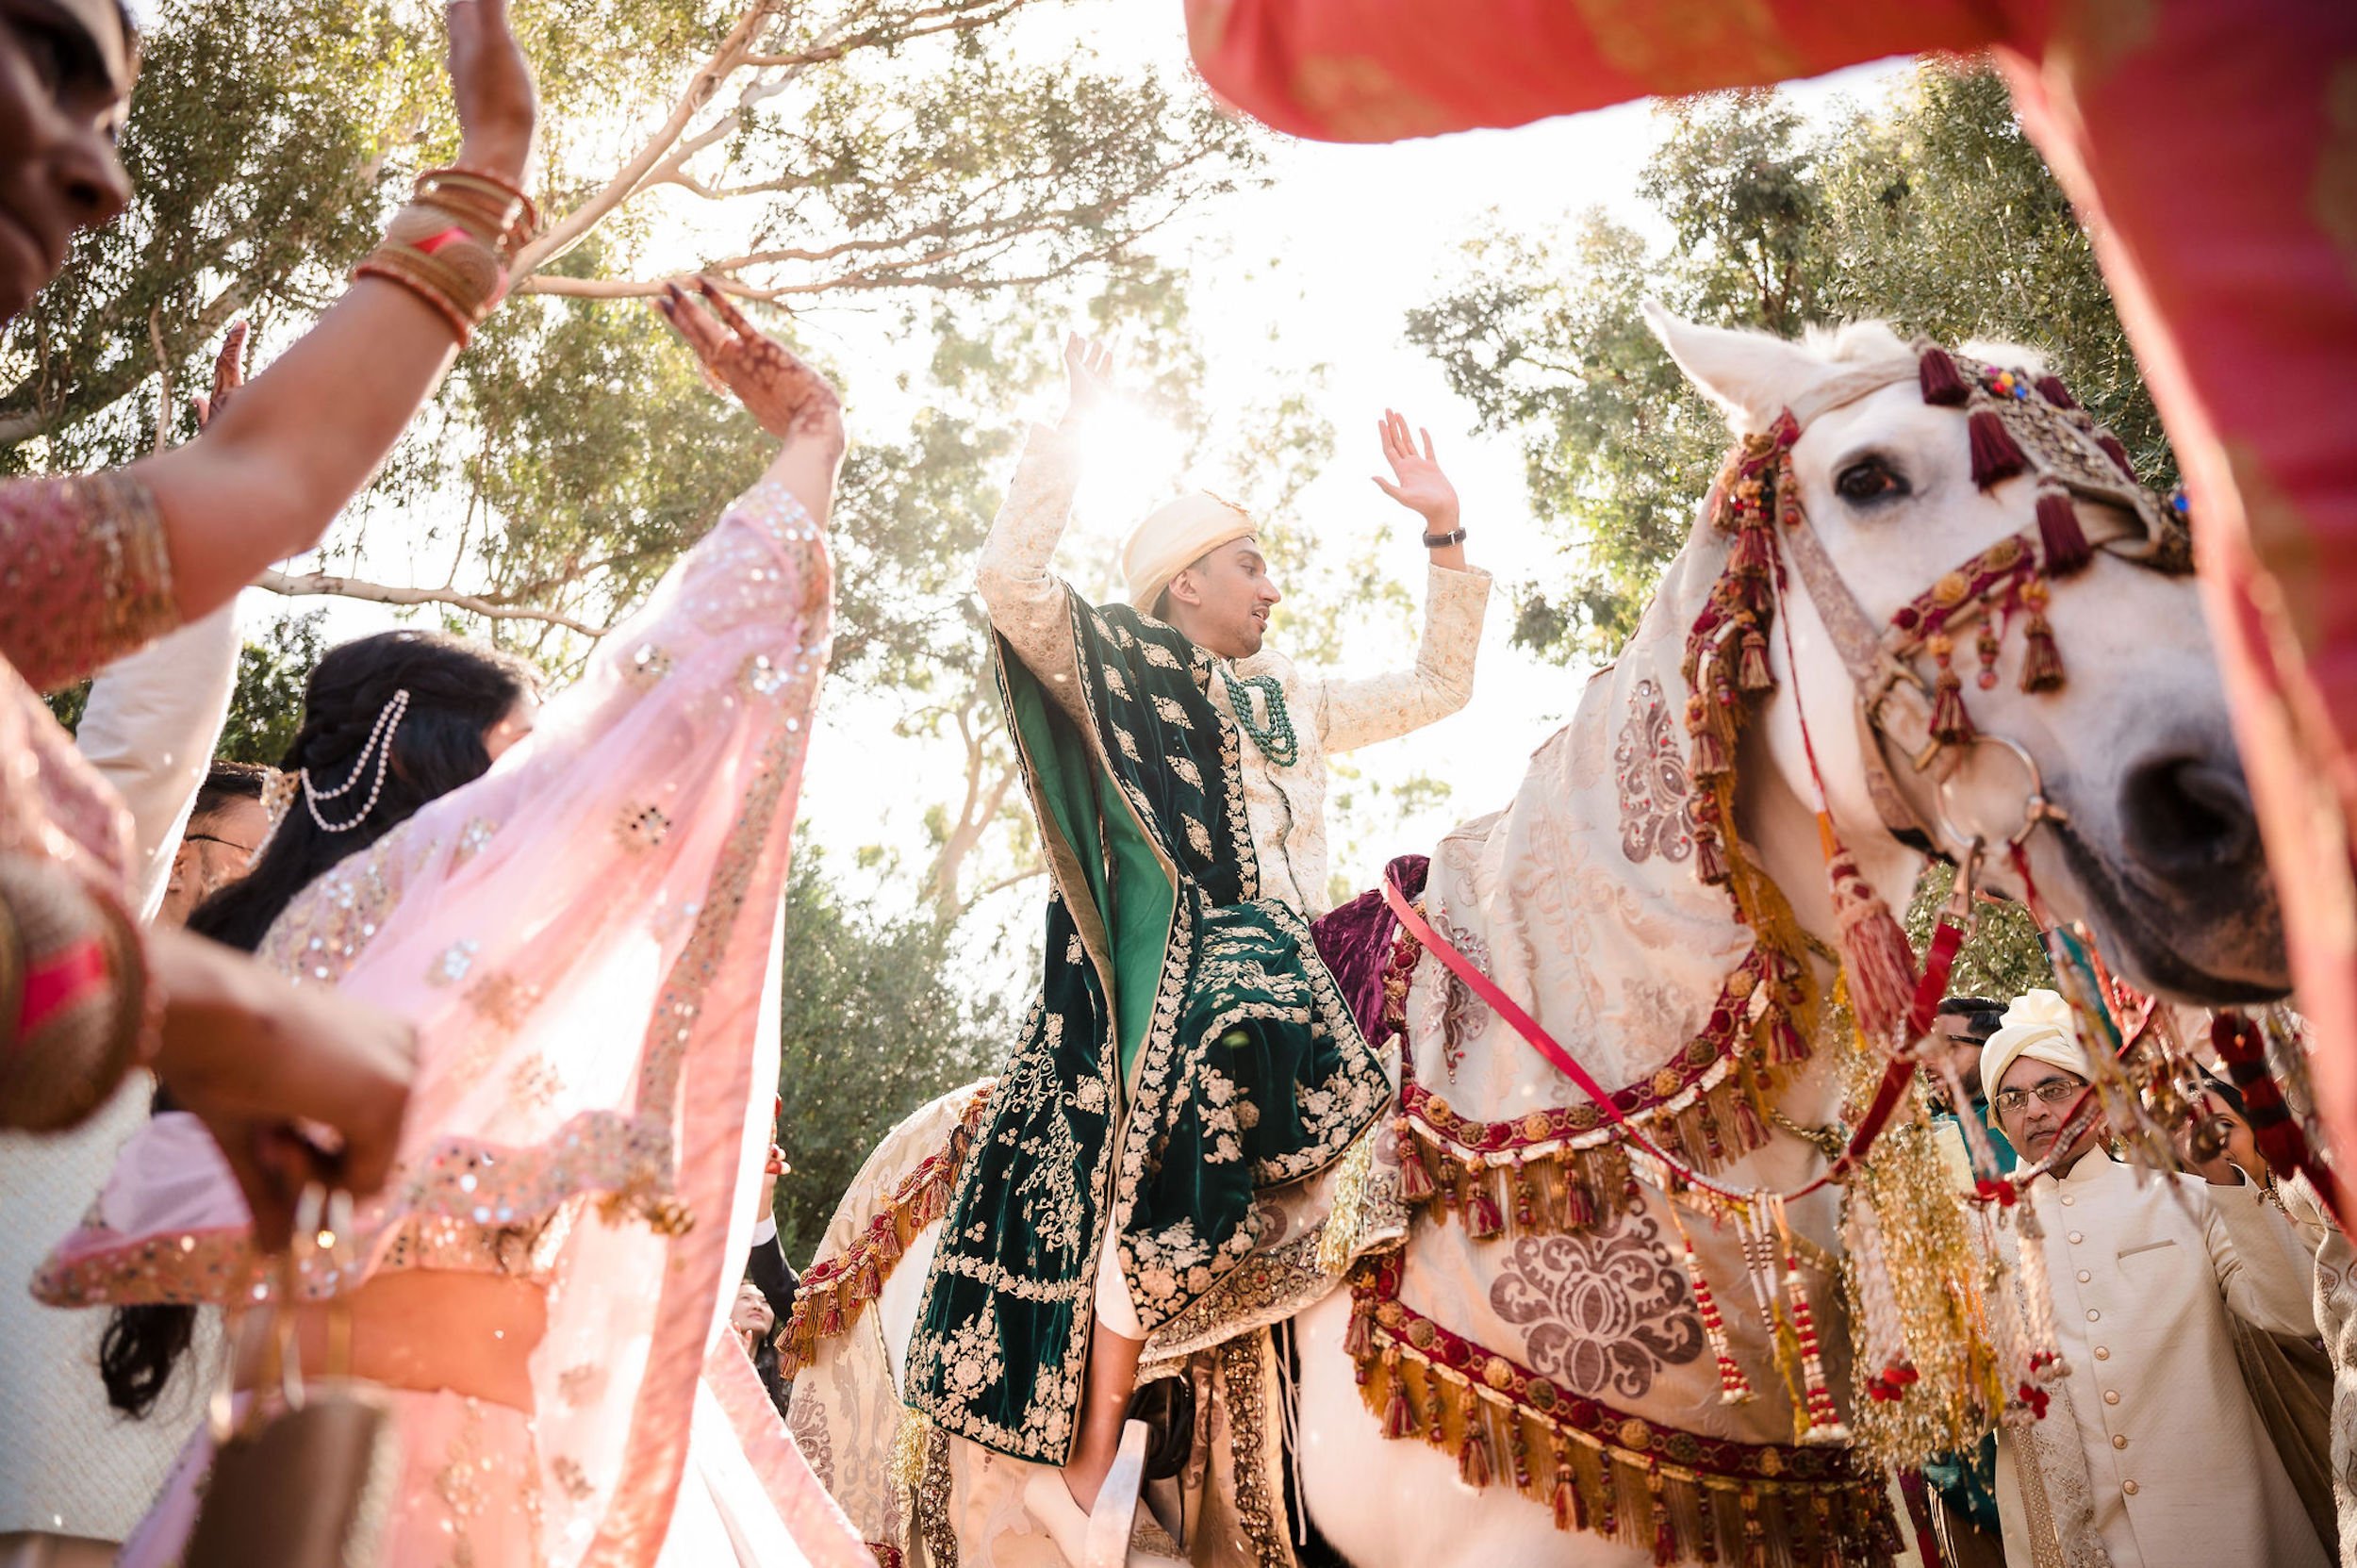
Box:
[1978,987,2092,1099]
[1122,491,1257,611]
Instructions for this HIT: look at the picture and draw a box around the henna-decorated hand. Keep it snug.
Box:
[654,277,845,460]
[189,321,247,432]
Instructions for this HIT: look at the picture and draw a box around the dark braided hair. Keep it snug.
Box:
[100,629,534,1417]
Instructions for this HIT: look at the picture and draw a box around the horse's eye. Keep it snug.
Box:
[1834,456,1908,504]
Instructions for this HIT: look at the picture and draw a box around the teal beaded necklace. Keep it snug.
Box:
[1219,668,1299,767]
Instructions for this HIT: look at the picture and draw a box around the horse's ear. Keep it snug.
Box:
[1642,302,1825,435]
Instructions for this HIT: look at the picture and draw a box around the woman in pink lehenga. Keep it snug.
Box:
[38,283,866,1568]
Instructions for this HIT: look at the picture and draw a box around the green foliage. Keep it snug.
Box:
[1411,64,2162,663]
[772,851,1010,1256]
[214,614,329,766]
[1903,860,2055,1005]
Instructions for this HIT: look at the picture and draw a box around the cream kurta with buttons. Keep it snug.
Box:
[975,422,1490,915]
[1993,1152,2328,1568]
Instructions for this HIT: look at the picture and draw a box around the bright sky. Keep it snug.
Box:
[241,7,1910,989]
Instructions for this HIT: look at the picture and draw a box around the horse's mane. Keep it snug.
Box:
[1798,317,2052,374]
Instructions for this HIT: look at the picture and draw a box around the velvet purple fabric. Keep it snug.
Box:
[1311,853,1427,1046]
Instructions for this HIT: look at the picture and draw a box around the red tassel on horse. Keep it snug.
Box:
[2036,487,2093,575]
[1468,1173,1506,1240]
[2096,431,2135,480]
[1927,636,1975,745]
[1459,1424,1494,1487]
[1821,816,1918,1044]
[1739,624,1773,692]
[1967,407,2029,488]
[2033,373,2078,409]
[2019,609,2066,693]
[1397,1127,1437,1204]
[1918,344,1970,406]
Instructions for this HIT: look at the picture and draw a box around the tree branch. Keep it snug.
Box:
[255,568,612,636]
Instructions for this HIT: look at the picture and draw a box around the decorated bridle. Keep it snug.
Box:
[1681,339,2194,1038]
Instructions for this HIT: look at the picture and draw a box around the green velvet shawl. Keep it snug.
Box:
[906,592,1386,1462]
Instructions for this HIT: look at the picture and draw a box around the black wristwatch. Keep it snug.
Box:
[1422,527,1467,550]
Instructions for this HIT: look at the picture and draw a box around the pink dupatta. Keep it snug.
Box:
[40,477,865,1567]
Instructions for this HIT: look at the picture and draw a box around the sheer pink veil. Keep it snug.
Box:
[41,477,865,1567]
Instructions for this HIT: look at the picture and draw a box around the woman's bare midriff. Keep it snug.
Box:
[233,1269,547,1412]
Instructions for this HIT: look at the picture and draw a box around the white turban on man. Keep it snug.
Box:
[1121,491,1257,611]
[1977,987,2092,1103]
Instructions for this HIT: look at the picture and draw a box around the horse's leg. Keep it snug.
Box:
[1294,1287,1651,1568]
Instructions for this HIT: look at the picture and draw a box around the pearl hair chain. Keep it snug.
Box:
[304,689,410,834]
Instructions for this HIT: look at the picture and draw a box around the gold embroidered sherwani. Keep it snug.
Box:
[1994,1153,2328,1568]
[975,422,1492,915]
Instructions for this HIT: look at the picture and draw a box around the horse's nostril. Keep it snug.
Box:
[2119,755,2258,879]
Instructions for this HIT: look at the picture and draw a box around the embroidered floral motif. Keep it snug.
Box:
[786,1380,835,1490]
[937,1299,1008,1403]
[1153,695,1194,728]
[509,1053,564,1110]
[1434,915,1491,1081]
[1488,1216,1704,1400]
[1615,677,1698,865]
[463,971,540,1031]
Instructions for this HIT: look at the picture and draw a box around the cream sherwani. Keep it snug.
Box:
[1994,1152,2328,1568]
[974,422,1490,915]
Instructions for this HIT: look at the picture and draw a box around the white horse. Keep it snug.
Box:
[802,307,2282,1567]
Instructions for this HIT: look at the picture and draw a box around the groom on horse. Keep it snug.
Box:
[905,335,1491,1549]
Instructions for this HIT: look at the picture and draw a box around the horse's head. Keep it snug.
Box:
[1647,306,2285,1004]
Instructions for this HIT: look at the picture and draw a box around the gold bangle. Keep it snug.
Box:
[417,167,539,256]
[356,253,479,347]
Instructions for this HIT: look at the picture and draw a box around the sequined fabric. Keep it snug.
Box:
[42,477,865,1568]
[0,470,177,696]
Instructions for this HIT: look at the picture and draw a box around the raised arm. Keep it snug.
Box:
[1316,413,1492,753]
[974,335,1103,718]
[122,0,538,627]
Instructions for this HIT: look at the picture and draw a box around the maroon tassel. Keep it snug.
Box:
[1967,406,2029,488]
[1344,1299,1373,1361]
[1694,825,1731,885]
[2019,609,2065,693]
[1467,1175,1505,1240]
[1918,345,1970,406]
[1398,1129,1436,1203]
[1382,1380,1417,1439]
[1688,722,1729,779]
[1554,1445,1586,1533]
[2036,487,2092,575]
[1768,1013,1810,1065]
[1824,821,1919,1043]
[1654,1504,1679,1567]
[855,1256,882,1303]
[1738,624,1773,691]
[1512,1163,1538,1231]
[1728,524,1772,578]
[2033,373,2078,409]
[2096,431,2135,479]
[1562,1170,1597,1230]
[1732,1091,1769,1150]
[1928,638,1975,745]
[876,1222,904,1265]
[1459,1423,1494,1487]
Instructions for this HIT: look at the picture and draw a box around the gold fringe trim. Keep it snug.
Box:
[1346,1260,1899,1566]
[1314,1124,1380,1275]
[776,1087,990,1376]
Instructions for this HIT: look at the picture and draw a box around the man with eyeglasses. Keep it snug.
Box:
[1981,989,2325,1568]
